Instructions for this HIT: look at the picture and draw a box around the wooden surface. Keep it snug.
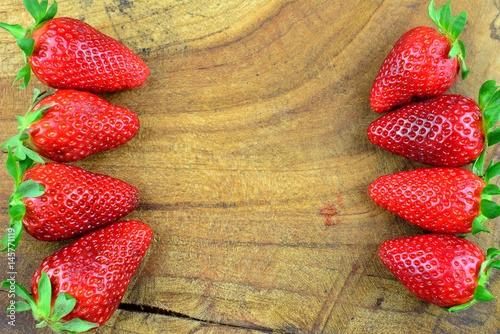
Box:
[1,0,500,333]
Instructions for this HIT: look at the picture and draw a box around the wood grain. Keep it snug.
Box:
[1,0,500,333]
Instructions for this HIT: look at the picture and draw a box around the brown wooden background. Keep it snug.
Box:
[1,0,500,333]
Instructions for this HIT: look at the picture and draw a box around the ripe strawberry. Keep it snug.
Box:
[370,1,468,113]
[1,160,139,250]
[368,79,500,167]
[21,162,140,242]
[368,94,484,167]
[379,234,500,311]
[369,167,500,234]
[2,89,140,162]
[1,220,152,332]
[0,0,149,91]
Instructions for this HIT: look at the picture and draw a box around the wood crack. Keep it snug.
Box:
[118,303,284,333]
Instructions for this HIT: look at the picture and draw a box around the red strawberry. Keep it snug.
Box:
[379,234,499,311]
[368,94,484,167]
[2,220,152,332]
[0,1,149,91]
[3,89,140,162]
[368,80,500,167]
[370,167,493,234]
[21,162,139,242]
[370,1,468,112]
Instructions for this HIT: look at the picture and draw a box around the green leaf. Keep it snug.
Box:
[58,318,100,332]
[483,184,500,196]
[37,271,52,320]
[450,12,467,40]
[24,109,44,127]
[1,280,36,309]
[17,38,35,57]
[39,0,48,14]
[35,320,48,328]
[0,221,21,251]
[13,145,27,161]
[43,1,58,21]
[472,148,486,177]
[489,89,500,108]
[485,161,500,183]
[481,199,500,219]
[488,127,500,146]
[23,0,45,23]
[13,61,32,89]
[5,147,19,181]
[0,23,28,39]
[1,221,23,252]
[15,180,44,199]
[489,260,500,270]
[428,0,438,26]
[478,80,498,110]
[458,40,466,58]
[24,103,54,127]
[437,2,452,33]
[16,115,26,129]
[14,301,32,312]
[8,203,26,222]
[51,292,76,322]
[18,156,36,176]
[460,56,469,80]
[23,147,44,164]
[487,248,500,259]
[32,88,41,102]
[0,232,9,248]
[483,106,500,130]
[2,134,22,150]
[448,40,461,59]
[472,216,490,235]
[32,90,53,107]
[474,285,495,301]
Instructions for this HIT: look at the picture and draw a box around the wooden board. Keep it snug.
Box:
[1,0,500,333]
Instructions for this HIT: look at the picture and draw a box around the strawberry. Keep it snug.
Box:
[22,162,140,241]
[369,166,500,235]
[367,81,500,167]
[379,234,500,311]
[370,1,468,113]
[1,159,140,250]
[368,94,482,167]
[0,0,149,91]
[2,89,140,162]
[1,220,152,332]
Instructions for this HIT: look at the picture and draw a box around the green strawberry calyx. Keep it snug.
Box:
[445,248,500,312]
[467,80,500,234]
[470,159,500,235]
[0,89,54,251]
[476,80,500,150]
[2,88,54,162]
[0,147,44,252]
[1,271,99,333]
[0,0,58,89]
[428,0,469,79]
